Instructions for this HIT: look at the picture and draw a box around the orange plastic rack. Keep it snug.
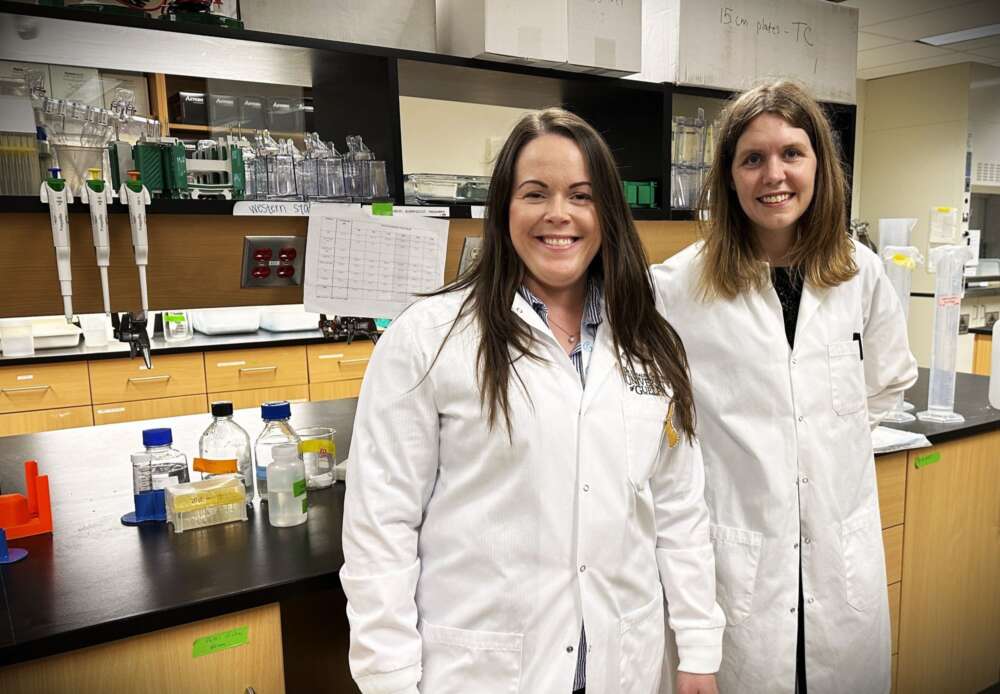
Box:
[0,460,53,540]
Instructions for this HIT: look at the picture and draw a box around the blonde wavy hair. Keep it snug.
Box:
[697,80,857,299]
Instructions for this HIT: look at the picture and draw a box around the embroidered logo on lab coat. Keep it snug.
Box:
[622,362,667,396]
[664,402,680,449]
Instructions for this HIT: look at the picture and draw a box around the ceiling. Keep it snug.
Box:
[841,0,1000,80]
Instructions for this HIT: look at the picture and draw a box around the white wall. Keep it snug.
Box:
[859,63,971,367]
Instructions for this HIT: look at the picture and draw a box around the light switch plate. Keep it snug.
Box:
[241,236,306,287]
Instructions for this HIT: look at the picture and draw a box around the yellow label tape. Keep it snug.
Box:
[891,253,916,270]
[171,488,246,513]
[300,439,335,455]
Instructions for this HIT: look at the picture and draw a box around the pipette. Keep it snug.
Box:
[39,167,74,322]
[120,170,152,314]
[80,167,114,316]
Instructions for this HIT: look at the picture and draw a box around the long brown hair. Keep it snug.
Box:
[428,108,696,440]
[698,80,856,299]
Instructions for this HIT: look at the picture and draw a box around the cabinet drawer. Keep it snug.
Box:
[310,379,362,402]
[876,452,907,529]
[0,406,93,437]
[884,524,903,585]
[0,362,91,414]
[307,342,374,383]
[205,346,307,392]
[89,353,206,404]
[888,581,900,655]
[211,384,309,412]
[94,394,208,425]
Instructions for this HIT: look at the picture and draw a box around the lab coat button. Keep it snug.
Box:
[797,415,805,423]
[801,477,809,484]
[566,646,574,653]
[583,484,590,492]
[791,358,798,365]
[579,565,587,573]
[804,537,811,545]
[807,597,815,604]
[790,607,797,613]
[793,542,799,549]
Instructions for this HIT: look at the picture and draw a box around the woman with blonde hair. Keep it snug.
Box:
[653,81,917,693]
[342,107,723,694]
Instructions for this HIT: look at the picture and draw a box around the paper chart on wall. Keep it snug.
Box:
[303,203,449,319]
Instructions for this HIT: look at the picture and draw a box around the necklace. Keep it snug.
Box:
[547,315,580,344]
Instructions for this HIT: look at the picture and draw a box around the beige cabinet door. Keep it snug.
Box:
[205,346,308,393]
[0,405,93,437]
[210,384,310,412]
[94,394,209,425]
[0,362,91,414]
[897,432,1000,694]
[310,379,363,402]
[875,452,907,530]
[0,603,285,693]
[89,353,207,404]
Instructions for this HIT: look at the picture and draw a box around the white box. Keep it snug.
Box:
[566,0,641,76]
[436,0,568,67]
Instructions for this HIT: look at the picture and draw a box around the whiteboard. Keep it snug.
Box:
[675,0,858,104]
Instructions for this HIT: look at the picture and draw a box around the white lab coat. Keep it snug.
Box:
[651,240,918,694]
[341,289,725,694]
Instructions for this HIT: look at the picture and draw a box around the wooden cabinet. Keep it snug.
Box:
[0,406,93,437]
[0,362,91,415]
[205,346,308,393]
[896,431,1000,694]
[94,394,209,425]
[89,354,206,404]
[0,603,285,694]
[310,379,363,402]
[883,524,903,586]
[888,581,901,656]
[875,452,907,530]
[211,384,310,412]
[972,332,992,376]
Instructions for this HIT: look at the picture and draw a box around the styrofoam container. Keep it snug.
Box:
[260,306,320,333]
[191,308,261,335]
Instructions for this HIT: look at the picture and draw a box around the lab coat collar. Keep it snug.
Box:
[794,281,831,344]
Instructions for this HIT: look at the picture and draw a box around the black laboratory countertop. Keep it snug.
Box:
[0,370,997,667]
[882,369,999,445]
[0,327,377,367]
[0,399,356,667]
[969,325,994,336]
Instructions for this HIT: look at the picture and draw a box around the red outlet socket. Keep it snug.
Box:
[251,266,271,279]
[279,247,297,262]
[276,265,295,278]
[253,247,273,262]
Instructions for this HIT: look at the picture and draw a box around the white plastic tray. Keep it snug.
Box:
[192,308,261,335]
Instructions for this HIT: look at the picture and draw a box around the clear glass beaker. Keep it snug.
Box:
[298,426,336,489]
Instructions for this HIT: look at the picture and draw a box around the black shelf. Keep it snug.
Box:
[1,196,238,215]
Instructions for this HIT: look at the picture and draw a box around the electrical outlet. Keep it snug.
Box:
[986,311,999,328]
[241,236,306,288]
[959,313,969,334]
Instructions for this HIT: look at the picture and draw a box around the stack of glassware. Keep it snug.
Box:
[670,108,709,211]
[242,132,387,202]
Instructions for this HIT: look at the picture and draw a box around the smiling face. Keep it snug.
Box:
[508,133,601,299]
[731,112,817,249]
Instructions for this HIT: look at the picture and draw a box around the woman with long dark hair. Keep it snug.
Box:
[653,81,917,693]
[342,108,723,694]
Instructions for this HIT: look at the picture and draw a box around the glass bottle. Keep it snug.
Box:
[141,427,190,489]
[198,401,253,500]
[253,401,299,501]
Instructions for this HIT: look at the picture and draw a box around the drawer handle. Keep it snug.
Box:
[339,358,369,366]
[318,353,345,360]
[1,384,51,394]
[239,365,278,374]
[128,375,172,384]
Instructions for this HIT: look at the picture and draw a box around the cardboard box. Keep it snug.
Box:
[436,0,568,67]
[566,0,641,75]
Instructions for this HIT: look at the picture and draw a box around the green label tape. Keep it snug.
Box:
[164,313,185,323]
[293,479,306,497]
[915,451,941,469]
[192,626,249,658]
[302,497,308,514]
[371,202,393,216]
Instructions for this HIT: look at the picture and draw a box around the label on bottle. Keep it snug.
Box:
[301,498,308,514]
[194,457,238,474]
[152,473,179,490]
[164,312,186,323]
[256,466,268,481]
[292,478,306,497]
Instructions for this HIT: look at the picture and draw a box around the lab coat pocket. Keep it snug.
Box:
[828,340,866,415]
[709,524,763,626]
[419,620,523,694]
[840,507,884,612]
[623,397,669,490]
[620,595,665,694]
